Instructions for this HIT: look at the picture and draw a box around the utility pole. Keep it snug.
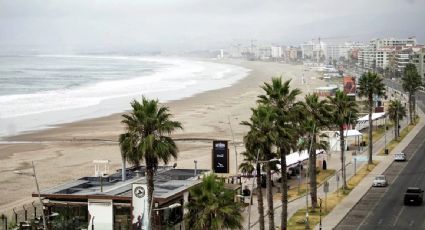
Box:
[32,161,47,230]
[228,116,238,175]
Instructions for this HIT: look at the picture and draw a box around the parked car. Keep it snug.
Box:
[404,187,424,205]
[394,152,407,161]
[372,175,388,187]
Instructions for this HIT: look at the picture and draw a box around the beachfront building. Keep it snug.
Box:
[271,46,283,59]
[411,48,425,81]
[33,165,211,230]
[284,46,302,62]
[258,46,272,60]
[314,85,338,97]
[357,37,418,71]
[301,40,325,61]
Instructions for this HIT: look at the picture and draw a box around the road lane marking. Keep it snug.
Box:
[393,206,405,226]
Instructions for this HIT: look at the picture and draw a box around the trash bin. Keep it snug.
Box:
[385,149,389,155]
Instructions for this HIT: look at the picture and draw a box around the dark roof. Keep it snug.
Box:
[36,166,209,202]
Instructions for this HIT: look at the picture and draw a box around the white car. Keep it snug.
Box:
[372,175,388,187]
[394,153,407,161]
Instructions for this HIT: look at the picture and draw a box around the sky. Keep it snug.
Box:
[0,0,424,54]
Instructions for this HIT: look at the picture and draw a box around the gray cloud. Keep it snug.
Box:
[0,0,423,53]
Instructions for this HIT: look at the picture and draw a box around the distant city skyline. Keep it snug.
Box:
[0,0,424,53]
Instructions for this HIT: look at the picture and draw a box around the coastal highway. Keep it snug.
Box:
[336,81,425,230]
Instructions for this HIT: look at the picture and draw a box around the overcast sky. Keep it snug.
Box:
[0,0,424,53]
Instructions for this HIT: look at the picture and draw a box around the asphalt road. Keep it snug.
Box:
[336,81,425,230]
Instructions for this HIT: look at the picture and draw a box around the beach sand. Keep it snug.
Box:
[0,60,326,214]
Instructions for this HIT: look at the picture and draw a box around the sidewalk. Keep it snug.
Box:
[243,115,410,230]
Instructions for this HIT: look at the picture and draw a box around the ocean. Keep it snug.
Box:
[0,55,250,138]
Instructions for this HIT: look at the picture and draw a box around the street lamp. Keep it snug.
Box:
[14,161,47,230]
[194,160,198,176]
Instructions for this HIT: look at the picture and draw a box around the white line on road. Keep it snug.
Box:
[393,206,405,226]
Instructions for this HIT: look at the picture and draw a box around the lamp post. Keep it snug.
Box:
[14,161,47,230]
[228,116,239,175]
[194,160,198,176]
[384,114,388,154]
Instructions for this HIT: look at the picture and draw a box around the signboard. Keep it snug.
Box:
[132,184,149,230]
[212,140,229,173]
[87,200,113,230]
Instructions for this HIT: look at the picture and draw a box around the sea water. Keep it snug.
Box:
[0,55,250,137]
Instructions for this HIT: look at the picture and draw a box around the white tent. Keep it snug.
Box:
[358,112,386,121]
[330,130,363,151]
[357,112,386,130]
[275,149,326,170]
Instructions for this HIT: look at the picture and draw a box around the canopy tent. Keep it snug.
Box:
[275,149,326,170]
[335,129,363,138]
[330,129,362,151]
[357,112,386,130]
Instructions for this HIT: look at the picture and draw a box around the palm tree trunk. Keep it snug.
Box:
[309,136,317,209]
[266,160,275,230]
[409,93,413,124]
[339,126,347,189]
[146,165,155,230]
[394,119,398,140]
[256,163,265,230]
[280,148,288,230]
[368,96,373,165]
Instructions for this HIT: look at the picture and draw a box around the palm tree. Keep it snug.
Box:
[241,105,277,230]
[358,71,385,164]
[239,144,265,230]
[184,174,243,230]
[258,77,301,230]
[402,63,422,124]
[300,94,332,209]
[388,100,407,139]
[119,97,183,228]
[328,90,359,190]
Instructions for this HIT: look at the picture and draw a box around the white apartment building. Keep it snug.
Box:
[359,37,418,70]
[271,46,283,58]
[258,46,272,60]
[396,52,410,73]
[375,47,395,69]
[411,48,425,80]
[301,41,325,61]
[325,42,361,61]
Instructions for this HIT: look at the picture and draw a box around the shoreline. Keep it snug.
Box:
[0,59,325,213]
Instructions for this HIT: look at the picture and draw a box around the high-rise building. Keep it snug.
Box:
[358,37,418,71]
[301,41,325,61]
[270,46,283,59]
[411,48,425,81]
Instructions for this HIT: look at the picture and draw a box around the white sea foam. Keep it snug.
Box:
[0,56,250,137]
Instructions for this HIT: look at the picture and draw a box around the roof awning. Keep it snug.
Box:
[336,129,363,137]
[358,112,386,122]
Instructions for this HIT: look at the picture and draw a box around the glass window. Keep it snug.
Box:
[114,206,131,230]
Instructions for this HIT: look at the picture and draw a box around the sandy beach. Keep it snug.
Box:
[0,60,326,214]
